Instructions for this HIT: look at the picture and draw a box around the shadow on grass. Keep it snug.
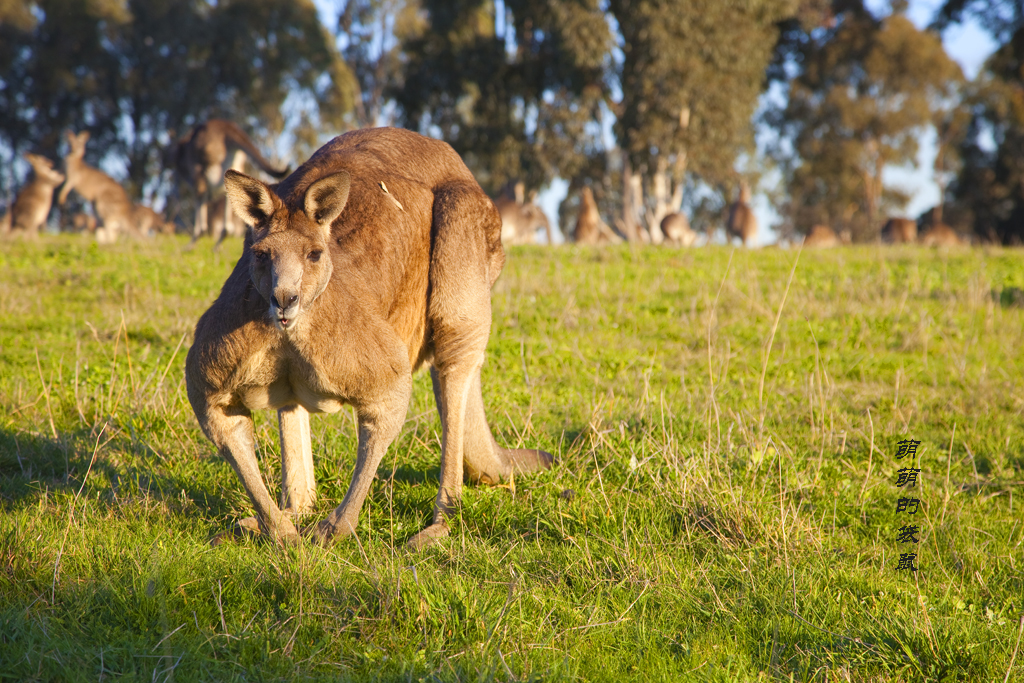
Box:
[0,425,234,521]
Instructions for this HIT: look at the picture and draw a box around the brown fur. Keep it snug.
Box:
[185,127,552,550]
[70,212,97,234]
[175,119,289,243]
[206,193,249,244]
[495,195,552,245]
[573,187,600,244]
[1,153,65,236]
[132,204,175,235]
[802,224,849,248]
[572,186,620,244]
[660,212,696,247]
[881,217,917,243]
[919,222,961,247]
[725,183,758,246]
[58,131,135,243]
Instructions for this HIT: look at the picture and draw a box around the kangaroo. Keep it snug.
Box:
[919,223,961,247]
[174,120,290,244]
[132,204,175,236]
[725,182,758,246]
[58,131,135,243]
[496,194,552,245]
[185,127,553,550]
[659,212,696,247]
[802,224,850,248]
[1,153,65,236]
[206,193,249,245]
[881,217,917,243]
[572,186,620,244]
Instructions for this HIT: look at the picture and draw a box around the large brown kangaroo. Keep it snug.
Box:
[58,131,135,243]
[1,153,65,236]
[174,119,290,245]
[185,128,552,550]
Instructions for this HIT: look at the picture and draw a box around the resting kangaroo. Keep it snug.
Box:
[1,153,65,236]
[572,186,620,244]
[185,127,552,549]
[496,195,552,245]
[802,224,850,248]
[59,131,135,243]
[919,222,962,247]
[881,217,917,244]
[659,212,696,247]
[174,119,289,244]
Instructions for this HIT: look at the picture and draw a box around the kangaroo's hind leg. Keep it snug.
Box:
[409,181,551,550]
[430,368,552,485]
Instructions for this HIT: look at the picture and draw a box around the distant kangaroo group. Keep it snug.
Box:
[2,119,286,244]
[2,122,971,248]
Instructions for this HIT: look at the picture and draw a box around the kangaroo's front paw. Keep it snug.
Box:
[406,522,450,551]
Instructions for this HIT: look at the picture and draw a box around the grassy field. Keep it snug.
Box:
[0,235,1022,681]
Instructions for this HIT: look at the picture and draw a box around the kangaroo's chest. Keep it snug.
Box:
[234,321,389,414]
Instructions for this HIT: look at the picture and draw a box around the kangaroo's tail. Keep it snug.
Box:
[221,122,290,179]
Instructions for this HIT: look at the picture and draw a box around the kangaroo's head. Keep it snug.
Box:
[65,131,89,160]
[224,169,350,331]
[24,153,65,186]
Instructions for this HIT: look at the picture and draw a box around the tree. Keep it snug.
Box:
[767,1,963,240]
[934,0,1024,242]
[336,0,424,129]
[393,0,613,197]
[0,0,355,208]
[947,26,1024,242]
[609,0,791,241]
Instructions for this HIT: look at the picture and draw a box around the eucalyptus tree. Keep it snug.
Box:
[609,0,791,241]
[767,0,963,240]
[392,0,613,199]
[0,0,354,205]
[934,0,1024,242]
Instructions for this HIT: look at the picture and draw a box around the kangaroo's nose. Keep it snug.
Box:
[271,294,298,310]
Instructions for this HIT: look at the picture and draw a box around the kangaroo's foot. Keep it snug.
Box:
[406,522,450,551]
[504,447,554,474]
[209,516,263,546]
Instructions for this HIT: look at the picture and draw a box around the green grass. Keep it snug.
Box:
[1,235,1022,681]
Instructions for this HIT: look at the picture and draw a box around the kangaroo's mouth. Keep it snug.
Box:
[278,317,292,328]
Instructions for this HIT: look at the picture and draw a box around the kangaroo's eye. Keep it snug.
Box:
[307,250,322,263]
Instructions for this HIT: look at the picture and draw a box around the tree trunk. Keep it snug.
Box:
[648,157,670,244]
[621,152,642,244]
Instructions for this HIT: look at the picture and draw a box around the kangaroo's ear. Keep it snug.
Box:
[304,171,351,231]
[224,170,281,227]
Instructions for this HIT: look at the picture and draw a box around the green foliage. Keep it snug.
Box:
[767,1,964,241]
[0,0,355,202]
[611,0,790,185]
[1,236,1023,679]
[394,0,612,196]
[337,0,424,130]
[948,25,1024,243]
